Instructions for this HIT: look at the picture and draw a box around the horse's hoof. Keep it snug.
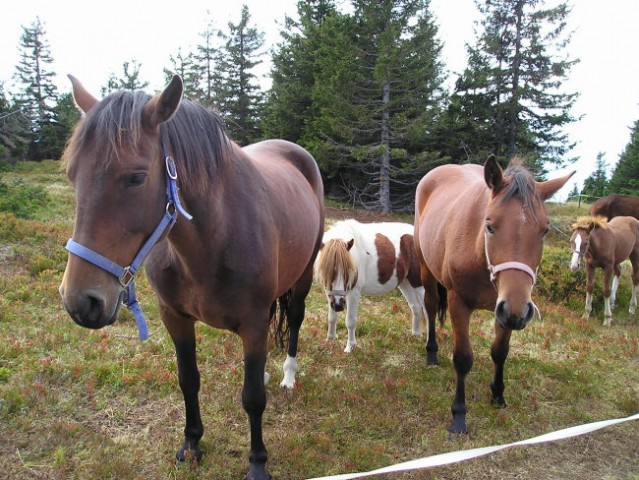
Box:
[344,344,355,353]
[176,446,202,466]
[447,422,468,435]
[491,396,507,408]
[245,465,272,480]
[426,354,439,366]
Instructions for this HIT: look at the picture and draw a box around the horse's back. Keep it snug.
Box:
[324,219,418,292]
[415,164,487,283]
[591,194,639,220]
[608,216,639,260]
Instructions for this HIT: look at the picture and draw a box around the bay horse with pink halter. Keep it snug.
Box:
[58,75,324,480]
[569,215,639,325]
[414,156,573,434]
[314,219,426,352]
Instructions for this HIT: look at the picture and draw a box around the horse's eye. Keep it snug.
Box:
[126,172,147,187]
[486,223,495,234]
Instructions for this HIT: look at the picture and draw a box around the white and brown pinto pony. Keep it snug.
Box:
[314,219,426,353]
[414,156,573,434]
[570,215,639,325]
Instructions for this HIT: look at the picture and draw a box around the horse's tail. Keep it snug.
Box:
[270,289,291,349]
[436,282,448,327]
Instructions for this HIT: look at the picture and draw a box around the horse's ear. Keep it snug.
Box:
[346,239,354,251]
[484,155,504,193]
[536,171,575,201]
[68,74,98,113]
[142,75,184,130]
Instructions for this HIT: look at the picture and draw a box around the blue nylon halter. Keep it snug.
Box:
[65,147,192,340]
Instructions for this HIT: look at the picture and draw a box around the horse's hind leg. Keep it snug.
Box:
[610,265,621,310]
[162,311,204,463]
[629,256,639,315]
[240,325,271,480]
[280,268,313,388]
[422,273,440,365]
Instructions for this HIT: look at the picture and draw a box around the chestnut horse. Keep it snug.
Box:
[59,75,324,480]
[414,156,573,434]
[569,215,639,325]
[314,219,426,352]
[590,194,639,220]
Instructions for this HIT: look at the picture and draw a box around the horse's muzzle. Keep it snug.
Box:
[330,298,346,312]
[494,299,534,330]
[60,285,122,330]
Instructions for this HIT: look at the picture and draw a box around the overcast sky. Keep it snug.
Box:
[2,0,638,201]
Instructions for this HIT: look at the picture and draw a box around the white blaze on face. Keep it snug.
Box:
[570,233,582,271]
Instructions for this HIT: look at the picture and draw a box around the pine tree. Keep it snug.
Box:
[608,119,639,195]
[101,61,149,95]
[581,152,609,199]
[449,0,579,175]
[217,5,266,145]
[300,0,446,212]
[13,17,59,160]
[0,82,29,163]
[262,0,338,142]
[164,48,202,100]
[192,18,225,108]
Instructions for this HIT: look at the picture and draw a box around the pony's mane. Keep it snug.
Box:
[572,215,608,231]
[62,89,232,193]
[315,238,357,291]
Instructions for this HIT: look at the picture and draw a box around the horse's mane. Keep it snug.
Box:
[62,89,231,193]
[572,215,608,231]
[315,238,357,291]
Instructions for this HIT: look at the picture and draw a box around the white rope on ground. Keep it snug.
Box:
[306,412,639,480]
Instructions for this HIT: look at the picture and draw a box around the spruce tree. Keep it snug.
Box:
[101,61,149,95]
[217,5,265,145]
[302,0,446,211]
[0,82,29,163]
[608,119,639,195]
[448,0,579,174]
[581,152,609,199]
[13,17,59,160]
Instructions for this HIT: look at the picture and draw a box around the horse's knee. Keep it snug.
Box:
[452,351,473,376]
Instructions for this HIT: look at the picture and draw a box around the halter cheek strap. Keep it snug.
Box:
[65,148,192,340]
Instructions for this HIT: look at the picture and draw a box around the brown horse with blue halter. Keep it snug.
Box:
[414,156,573,434]
[59,75,324,480]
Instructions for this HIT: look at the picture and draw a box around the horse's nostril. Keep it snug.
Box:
[77,294,106,326]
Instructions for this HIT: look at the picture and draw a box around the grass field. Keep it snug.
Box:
[0,161,638,479]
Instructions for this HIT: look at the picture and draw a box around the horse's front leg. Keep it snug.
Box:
[583,263,595,319]
[602,268,614,326]
[344,291,361,353]
[490,322,512,408]
[241,328,271,480]
[447,293,473,434]
[326,301,338,341]
[164,316,203,463]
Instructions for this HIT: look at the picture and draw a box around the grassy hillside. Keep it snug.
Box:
[0,162,637,479]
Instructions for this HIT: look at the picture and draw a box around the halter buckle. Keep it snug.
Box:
[119,266,135,287]
[165,155,178,180]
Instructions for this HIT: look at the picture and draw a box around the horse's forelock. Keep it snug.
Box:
[63,90,152,168]
[499,165,541,220]
[572,215,608,231]
[316,239,356,290]
[62,90,231,193]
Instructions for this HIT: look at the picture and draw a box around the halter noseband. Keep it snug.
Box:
[484,232,537,286]
[484,232,541,320]
[65,147,192,340]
